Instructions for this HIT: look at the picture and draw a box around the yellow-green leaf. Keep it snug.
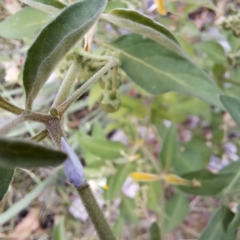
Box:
[130,172,161,182]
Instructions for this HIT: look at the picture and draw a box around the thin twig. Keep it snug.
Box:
[0,114,25,136]
[31,129,49,142]
[51,55,82,108]
[0,96,24,115]
[57,57,119,115]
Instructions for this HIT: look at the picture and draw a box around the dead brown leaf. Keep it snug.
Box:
[10,208,40,240]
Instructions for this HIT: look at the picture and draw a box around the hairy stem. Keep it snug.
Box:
[26,112,54,123]
[57,57,119,115]
[51,55,82,108]
[0,96,24,115]
[77,184,116,240]
[45,119,64,148]
[0,114,25,136]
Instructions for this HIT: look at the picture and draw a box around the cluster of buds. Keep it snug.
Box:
[223,9,240,37]
[99,68,122,113]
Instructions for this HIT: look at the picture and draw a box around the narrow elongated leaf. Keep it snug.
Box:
[120,197,139,223]
[199,206,236,240]
[33,0,66,9]
[220,161,240,195]
[113,216,124,238]
[220,95,240,128]
[222,206,234,231]
[0,167,14,201]
[23,0,107,109]
[105,1,127,12]
[53,217,66,240]
[178,169,233,196]
[0,178,51,225]
[147,181,161,213]
[0,138,67,169]
[101,9,185,57]
[78,133,126,160]
[150,222,161,240]
[164,194,189,233]
[163,174,191,186]
[110,34,223,109]
[159,124,178,171]
[228,204,240,232]
[130,172,161,181]
[92,121,106,139]
[105,163,135,200]
[20,0,61,15]
[0,7,52,39]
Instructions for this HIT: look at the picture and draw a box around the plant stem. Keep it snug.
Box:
[52,55,82,108]
[0,96,24,115]
[31,129,49,142]
[58,57,119,115]
[220,78,240,87]
[78,48,111,61]
[26,111,54,123]
[111,66,118,90]
[0,114,25,136]
[77,183,116,240]
[45,119,64,148]
[159,180,165,240]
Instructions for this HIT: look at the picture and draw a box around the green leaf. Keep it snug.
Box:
[150,222,161,240]
[220,161,240,195]
[176,36,195,58]
[178,169,233,196]
[159,124,178,171]
[0,7,52,39]
[0,138,67,169]
[92,121,106,139]
[0,178,51,225]
[112,216,124,238]
[222,206,234,231]
[174,146,203,175]
[78,133,126,160]
[101,9,185,58]
[220,95,240,128]
[33,0,66,9]
[198,206,223,240]
[105,163,135,200]
[164,194,189,233]
[0,167,14,201]
[199,206,236,240]
[53,217,66,240]
[195,41,226,64]
[110,34,223,109]
[120,197,139,223]
[23,0,107,109]
[228,204,240,233]
[147,181,161,213]
[21,0,61,15]
[105,1,127,13]
[177,0,217,11]
[88,82,102,110]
